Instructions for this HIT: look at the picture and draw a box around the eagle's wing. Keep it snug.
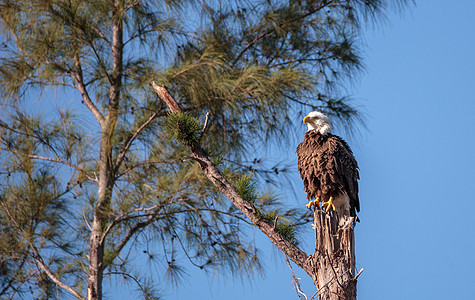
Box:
[329,136,360,215]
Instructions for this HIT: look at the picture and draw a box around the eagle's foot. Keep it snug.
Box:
[322,197,335,212]
[306,198,320,211]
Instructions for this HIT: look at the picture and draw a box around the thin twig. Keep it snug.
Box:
[101,204,162,241]
[311,276,335,300]
[104,272,152,300]
[353,267,364,280]
[285,255,307,300]
[231,31,274,67]
[2,148,97,182]
[115,107,165,170]
[116,159,183,178]
[109,215,157,257]
[83,212,92,231]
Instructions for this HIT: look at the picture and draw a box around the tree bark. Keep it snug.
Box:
[309,211,358,300]
[87,2,123,300]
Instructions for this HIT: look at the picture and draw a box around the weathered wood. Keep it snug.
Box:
[151,83,181,114]
[309,211,357,300]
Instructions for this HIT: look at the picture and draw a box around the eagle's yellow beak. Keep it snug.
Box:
[303,116,311,123]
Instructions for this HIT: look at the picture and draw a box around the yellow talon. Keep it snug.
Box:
[322,197,335,212]
[306,198,321,210]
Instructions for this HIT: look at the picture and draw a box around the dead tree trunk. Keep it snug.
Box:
[309,211,358,300]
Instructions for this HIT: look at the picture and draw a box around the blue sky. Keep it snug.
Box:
[166,1,475,299]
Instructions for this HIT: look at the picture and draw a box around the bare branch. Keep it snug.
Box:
[115,108,165,171]
[107,213,157,258]
[72,55,105,127]
[116,159,180,178]
[29,243,83,299]
[202,112,210,134]
[104,271,151,298]
[353,268,364,280]
[2,147,97,183]
[285,255,308,300]
[152,85,313,276]
[151,82,181,113]
[231,31,274,68]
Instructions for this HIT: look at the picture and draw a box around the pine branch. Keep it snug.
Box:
[3,205,82,299]
[116,159,181,178]
[231,0,333,68]
[115,108,166,172]
[104,204,254,259]
[0,258,27,297]
[106,212,157,261]
[2,268,39,299]
[30,243,83,300]
[123,20,159,46]
[72,56,105,127]
[0,123,62,159]
[152,84,313,277]
[1,147,97,182]
[88,41,113,86]
[231,31,274,67]
[103,272,150,297]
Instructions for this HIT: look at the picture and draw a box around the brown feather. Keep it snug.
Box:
[296,130,360,216]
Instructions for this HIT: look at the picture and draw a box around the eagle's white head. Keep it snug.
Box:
[303,111,332,135]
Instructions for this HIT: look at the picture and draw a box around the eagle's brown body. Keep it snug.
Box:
[296,130,360,217]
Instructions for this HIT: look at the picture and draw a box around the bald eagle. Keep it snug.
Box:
[296,111,360,219]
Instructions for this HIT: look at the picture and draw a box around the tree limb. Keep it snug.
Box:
[231,31,274,68]
[107,213,157,261]
[151,82,181,113]
[71,57,105,127]
[202,112,210,135]
[2,202,83,299]
[230,1,332,68]
[115,107,165,172]
[29,241,83,299]
[103,271,149,297]
[1,147,97,182]
[152,85,313,277]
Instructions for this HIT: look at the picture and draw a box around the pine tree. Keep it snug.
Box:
[0,0,410,299]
